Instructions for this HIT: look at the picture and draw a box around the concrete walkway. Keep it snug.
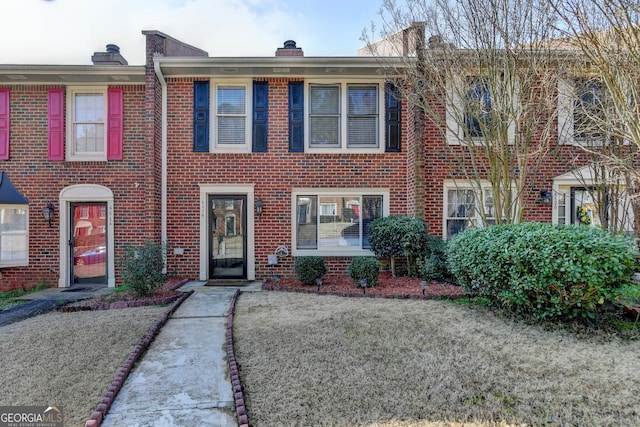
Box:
[101,281,260,427]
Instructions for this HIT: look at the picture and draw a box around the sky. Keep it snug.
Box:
[0,0,386,66]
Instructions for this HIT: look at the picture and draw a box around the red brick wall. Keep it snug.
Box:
[0,84,149,291]
[163,77,412,280]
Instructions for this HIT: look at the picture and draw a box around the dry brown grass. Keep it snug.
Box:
[233,292,640,427]
[0,306,166,427]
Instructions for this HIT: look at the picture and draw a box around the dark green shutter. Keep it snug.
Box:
[385,83,401,152]
[193,81,210,152]
[289,81,304,152]
[252,81,269,152]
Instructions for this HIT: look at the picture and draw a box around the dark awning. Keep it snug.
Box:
[0,172,29,205]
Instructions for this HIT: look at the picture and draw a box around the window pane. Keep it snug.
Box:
[310,116,339,146]
[217,87,246,114]
[446,189,475,239]
[75,93,104,122]
[75,123,104,153]
[348,117,377,146]
[574,78,603,140]
[0,208,27,232]
[319,196,360,247]
[310,85,339,115]
[348,85,377,115]
[1,235,27,260]
[348,85,378,147]
[218,117,246,144]
[297,196,317,249]
[464,79,492,138]
[362,196,382,249]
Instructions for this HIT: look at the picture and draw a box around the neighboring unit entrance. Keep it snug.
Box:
[70,202,107,285]
[209,195,247,279]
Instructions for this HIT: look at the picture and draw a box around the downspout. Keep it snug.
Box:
[154,59,168,271]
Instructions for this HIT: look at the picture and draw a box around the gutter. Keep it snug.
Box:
[154,59,168,271]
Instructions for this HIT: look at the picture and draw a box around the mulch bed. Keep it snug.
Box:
[59,277,188,312]
[263,271,466,299]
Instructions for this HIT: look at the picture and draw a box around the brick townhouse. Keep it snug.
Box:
[0,29,633,291]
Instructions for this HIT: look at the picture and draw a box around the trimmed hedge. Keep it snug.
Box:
[447,223,638,321]
[294,256,327,285]
[348,257,381,287]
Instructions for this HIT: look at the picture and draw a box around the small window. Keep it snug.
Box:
[574,78,604,143]
[464,78,493,139]
[214,83,251,151]
[444,184,506,239]
[67,88,107,161]
[0,206,28,267]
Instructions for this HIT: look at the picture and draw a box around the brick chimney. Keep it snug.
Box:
[91,44,128,65]
[275,40,304,57]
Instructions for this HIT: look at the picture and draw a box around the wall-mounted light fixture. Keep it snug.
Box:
[255,198,264,219]
[42,203,55,228]
[538,190,552,205]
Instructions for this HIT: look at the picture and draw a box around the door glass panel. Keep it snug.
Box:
[210,196,246,278]
[72,202,107,285]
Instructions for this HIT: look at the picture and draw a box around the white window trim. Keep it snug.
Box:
[443,179,510,239]
[446,76,516,146]
[66,87,108,161]
[304,79,385,154]
[210,80,252,154]
[292,188,390,257]
[0,205,29,268]
[558,77,611,147]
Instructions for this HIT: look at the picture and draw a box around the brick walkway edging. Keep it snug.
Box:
[227,289,249,427]
[83,280,193,427]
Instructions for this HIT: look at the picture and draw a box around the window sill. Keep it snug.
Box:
[293,248,375,257]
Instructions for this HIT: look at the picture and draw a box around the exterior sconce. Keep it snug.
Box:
[538,190,552,205]
[255,198,263,219]
[42,203,55,228]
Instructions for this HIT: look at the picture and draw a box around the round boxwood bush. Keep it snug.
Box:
[447,222,638,321]
[348,256,381,287]
[294,256,327,285]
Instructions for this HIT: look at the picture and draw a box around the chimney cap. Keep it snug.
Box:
[283,40,297,49]
[276,40,304,57]
[106,44,120,54]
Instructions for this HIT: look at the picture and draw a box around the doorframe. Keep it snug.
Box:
[199,184,256,281]
[58,185,115,288]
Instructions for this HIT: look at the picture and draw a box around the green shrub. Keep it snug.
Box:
[368,216,431,276]
[447,223,638,321]
[294,256,327,285]
[120,240,166,296]
[348,257,381,287]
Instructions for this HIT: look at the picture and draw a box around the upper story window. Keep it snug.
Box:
[446,76,515,145]
[306,81,384,153]
[67,88,107,161]
[464,78,493,138]
[558,77,608,146]
[213,81,251,152]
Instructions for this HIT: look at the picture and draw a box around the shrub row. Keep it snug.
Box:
[446,222,638,320]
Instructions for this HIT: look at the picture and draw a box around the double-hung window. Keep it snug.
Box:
[306,81,383,153]
[0,206,28,267]
[558,77,607,146]
[294,189,388,255]
[464,78,493,139]
[444,182,499,239]
[67,88,107,161]
[214,81,251,152]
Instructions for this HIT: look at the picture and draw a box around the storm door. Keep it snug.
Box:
[209,195,247,279]
[70,202,108,285]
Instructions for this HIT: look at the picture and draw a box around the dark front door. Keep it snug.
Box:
[209,195,247,279]
[70,202,107,285]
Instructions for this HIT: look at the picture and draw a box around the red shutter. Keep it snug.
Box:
[107,88,123,160]
[47,89,65,161]
[0,89,10,160]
